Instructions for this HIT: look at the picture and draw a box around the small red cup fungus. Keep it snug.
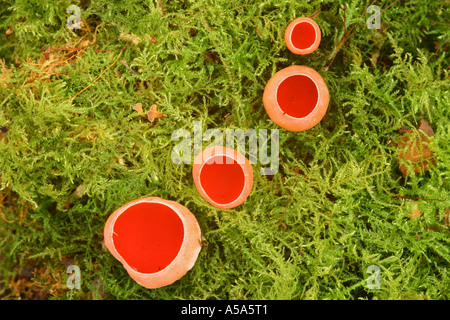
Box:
[192,146,253,209]
[262,65,329,132]
[285,17,321,55]
[103,197,202,289]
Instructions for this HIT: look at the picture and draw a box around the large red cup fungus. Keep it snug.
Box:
[103,197,202,289]
[285,17,321,55]
[192,146,253,209]
[262,65,329,132]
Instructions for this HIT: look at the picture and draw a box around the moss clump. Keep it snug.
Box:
[0,0,449,299]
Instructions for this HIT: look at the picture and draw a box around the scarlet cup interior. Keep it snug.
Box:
[276,74,319,118]
[199,155,245,205]
[112,202,184,274]
[291,21,316,50]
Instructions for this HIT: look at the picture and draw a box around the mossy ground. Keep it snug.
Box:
[0,0,449,300]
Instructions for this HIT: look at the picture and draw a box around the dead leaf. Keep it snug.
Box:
[417,118,434,137]
[5,26,13,35]
[146,104,167,122]
[132,103,145,116]
[398,119,437,177]
[409,203,423,219]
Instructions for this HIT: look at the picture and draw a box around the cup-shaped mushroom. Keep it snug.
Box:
[192,146,253,209]
[285,17,321,55]
[262,65,329,132]
[103,197,202,289]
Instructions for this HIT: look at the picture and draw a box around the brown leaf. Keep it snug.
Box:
[398,119,437,177]
[146,104,167,122]
[132,102,145,116]
[417,119,435,137]
[409,203,422,219]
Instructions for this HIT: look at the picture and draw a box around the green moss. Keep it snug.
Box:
[0,0,449,299]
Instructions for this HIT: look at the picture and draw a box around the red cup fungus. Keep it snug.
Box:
[103,197,202,289]
[192,146,253,209]
[285,17,321,55]
[262,65,329,132]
